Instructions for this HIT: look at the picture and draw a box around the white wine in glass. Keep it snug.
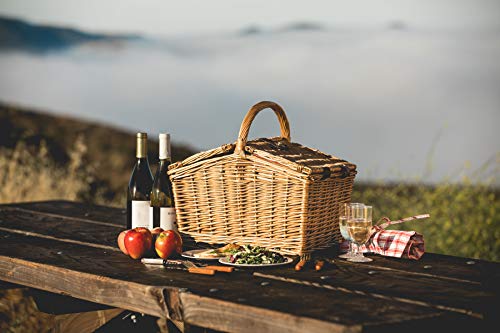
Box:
[347,219,372,244]
[347,206,373,263]
[338,203,364,259]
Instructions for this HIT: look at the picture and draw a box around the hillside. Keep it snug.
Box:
[0,16,141,52]
[0,102,196,201]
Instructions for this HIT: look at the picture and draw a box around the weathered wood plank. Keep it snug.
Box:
[0,256,173,319]
[5,201,126,226]
[0,207,121,249]
[0,203,200,250]
[345,252,500,285]
[261,260,496,319]
[313,245,500,285]
[0,230,456,332]
[179,293,360,333]
[180,292,483,333]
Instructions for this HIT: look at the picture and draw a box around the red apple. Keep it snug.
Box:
[124,227,152,259]
[150,227,164,257]
[155,230,183,259]
[117,230,129,255]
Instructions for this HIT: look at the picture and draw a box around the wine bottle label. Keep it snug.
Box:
[131,200,152,229]
[160,207,177,231]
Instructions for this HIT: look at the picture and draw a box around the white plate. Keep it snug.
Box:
[218,256,294,268]
[181,249,224,261]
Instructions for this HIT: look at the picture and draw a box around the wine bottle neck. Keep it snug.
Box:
[159,133,171,160]
[136,133,148,158]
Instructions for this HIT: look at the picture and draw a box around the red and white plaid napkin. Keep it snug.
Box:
[340,214,429,260]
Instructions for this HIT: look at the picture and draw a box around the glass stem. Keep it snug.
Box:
[357,243,363,258]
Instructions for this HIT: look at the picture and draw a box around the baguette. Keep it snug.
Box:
[193,243,242,258]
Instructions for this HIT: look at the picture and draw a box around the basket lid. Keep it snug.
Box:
[169,101,356,179]
[244,136,356,178]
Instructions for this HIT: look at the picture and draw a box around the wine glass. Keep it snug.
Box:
[347,205,373,263]
[338,203,364,259]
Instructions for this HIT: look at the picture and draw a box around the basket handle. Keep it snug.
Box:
[235,101,291,157]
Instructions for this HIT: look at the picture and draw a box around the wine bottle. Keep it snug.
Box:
[150,133,178,231]
[127,132,154,229]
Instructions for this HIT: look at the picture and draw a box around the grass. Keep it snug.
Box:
[353,178,499,261]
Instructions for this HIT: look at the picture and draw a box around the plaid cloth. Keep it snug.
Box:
[340,214,428,260]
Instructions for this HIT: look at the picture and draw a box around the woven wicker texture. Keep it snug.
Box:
[168,101,357,257]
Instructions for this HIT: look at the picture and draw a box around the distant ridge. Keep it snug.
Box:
[239,21,325,36]
[0,16,142,53]
[279,22,325,32]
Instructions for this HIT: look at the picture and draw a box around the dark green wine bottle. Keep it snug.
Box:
[150,133,177,231]
[126,133,154,229]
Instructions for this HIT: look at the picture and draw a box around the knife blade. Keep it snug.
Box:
[141,258,183,265]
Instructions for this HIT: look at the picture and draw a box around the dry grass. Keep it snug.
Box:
[0,136,114,206]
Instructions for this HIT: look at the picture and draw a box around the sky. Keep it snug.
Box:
[1,0,500,36]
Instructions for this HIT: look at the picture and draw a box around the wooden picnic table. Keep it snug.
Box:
[0,200,498,332]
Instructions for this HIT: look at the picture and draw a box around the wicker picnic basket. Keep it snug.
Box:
[168,101,357,258]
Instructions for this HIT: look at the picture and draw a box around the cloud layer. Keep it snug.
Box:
[1,28,499,183]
